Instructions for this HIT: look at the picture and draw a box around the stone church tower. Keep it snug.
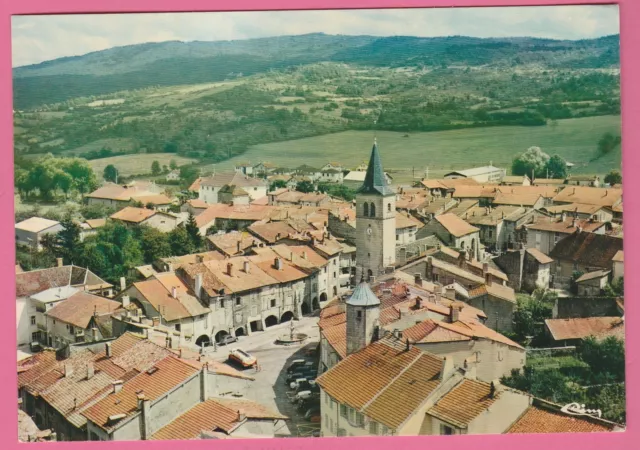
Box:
[355,140,396,283]
[346,281,381,356]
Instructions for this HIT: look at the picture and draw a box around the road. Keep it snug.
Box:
[208,316,321,437]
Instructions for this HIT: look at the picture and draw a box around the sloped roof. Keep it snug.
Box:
[435,213,479,237]
[110,206,156,223]
[428,379,499,428]
[526,248,554,265]
[507,401,618,433]
[15,217,60,233]
[575,270,611,283]
[45,292,121,329]
[549,231,623,267]
[545,317,624,341]
[132,194,174,206]
[357,142,394,196]
[200,172,267,188]
[16,265,111,298]
[553,186,622,207]
[347,282,380,307]
[132,278,195,321]
[612,250,624,263]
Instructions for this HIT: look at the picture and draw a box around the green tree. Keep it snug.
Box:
[604,276,624,297]
[296,180,315,193]
[185,212,202,249]
[168,225,195,256]
[269,179,288,191]
[151,160,161,176]
[545,155,568,179]
[579,336,625,381]
[511,292,554,346]
[180,166,200,189]
[597,132,621,156]
[512,146,551,178]
[604,170,622,185]
[138,226,172,263]
[80,204,117,220]
[170,160,178,170]
[57,216,83,263]
[103,164,118,183]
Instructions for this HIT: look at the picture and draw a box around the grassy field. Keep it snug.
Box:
[209,115,621,185]
[88,153,197,177]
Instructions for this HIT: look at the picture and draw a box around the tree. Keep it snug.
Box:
[151,160,161,176]
[512,147,551,178]
[57,216,83,263]
[597,132,621,156]
[138,226,172,263]
[103,164,118,183]
[579,336,625,382]
[545,155,568,179]
[511,292,554,346]
[170,160,178,170]
[269,179,288,191]
[604,170,622,186]
[80,204,117,220]
[296,180,315,193]
[185,212,202,249]
[604,276,624,297]
[168,225,195,256]
[180,165,200,189]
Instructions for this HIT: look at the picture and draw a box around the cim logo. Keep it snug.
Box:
[560,403,602,418]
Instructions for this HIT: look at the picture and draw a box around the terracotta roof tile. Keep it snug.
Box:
[435,213,479,237]
[396,212,424,229]
[322,324,348,359]
[248,221,299,244]
[16,266,111,298]
[110,206,156,223]
[576,270,611,282]
[132,278,194,321]
[549,231,623,268]
[553,186,622,208]
[545,317,624,341]
[507,404,616,433]
[527,217,605,234]
[526,248,554,265]
[45,292,121,329]
[132,194,174,206]
[82,356,199,431]
[200,172,267,188]
[612,250,624,262]
[16,217,60,233]
[428,379,498,428]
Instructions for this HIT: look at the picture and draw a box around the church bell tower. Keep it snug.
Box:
[355,140,396,283]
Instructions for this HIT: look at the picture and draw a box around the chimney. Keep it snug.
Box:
[405,338,410,352]
[64,363,73,378]
[302,251,307,260]
[445,286,456,300]
[112,380,123,394]
[172,286,177,299]
[426,256,434,280]
[485,272,493,286]
[450,305,460,323]
[200,364,209,402]
[274,258,282,270]
[92,327,98,340]
[195,273,203,299]
[392,329,400,339]
[105,342,112,358]
[140,396,151,440]
[561,212,567,222]
[56,258,63,267]
[196,254,204,263]
[243,261,250,274]
[122,295,130,308]
[87,362,95,380]
[237,241,242,254]
[414,273,422,286]
[120,277,126,292]
[441,356,455,381]
[227,263,234,276]
[238,409,246,422]
[489,381,496,399]
[434,284,442,302]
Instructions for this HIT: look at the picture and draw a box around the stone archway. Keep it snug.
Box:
[195,334,211,348]
[320,292,328,303]
[280,311,294,323]
[265,315,279,328]
[301,301,311,315]
[312,297,319,310]
[235,327,246,337]
[215,330,229,344]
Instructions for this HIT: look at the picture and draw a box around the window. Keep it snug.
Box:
[220,299,225,308]
[325,393,329,405]
[324,267,327,273]
[355,412,365,427]
[333,272,336,278]
[175,324,181,332]
[369,421,379,435]
[363,203,369,217]
[236,297,241,306]
[271,299,276,308]
[340,404,348,418]
[396,235,399,241]
[331,400,336,411]
[31,332,39,343]
[441,425,454,435]
[329,418,334,433]
[488,229,493,238]
[30,316,36,326]
[388,203,392,212]
[356,310,362,320]
[370,203,376,217]
[433,274,439,282]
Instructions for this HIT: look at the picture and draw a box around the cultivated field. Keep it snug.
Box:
[88,154,197,177]
[212,115,621,184]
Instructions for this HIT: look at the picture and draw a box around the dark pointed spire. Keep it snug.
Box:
[357,139,394,196]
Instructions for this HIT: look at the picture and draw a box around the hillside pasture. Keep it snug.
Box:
[212,115,621,185]
[88,153,197,177]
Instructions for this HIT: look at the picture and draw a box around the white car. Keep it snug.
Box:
[228,348,257,368]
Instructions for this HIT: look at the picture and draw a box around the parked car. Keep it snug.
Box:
[304,406,321,421]
[285,368,316,384]
[290,379,316,391]
[228,348,257,368]
[286,359,309,374]
[218,334,238,346]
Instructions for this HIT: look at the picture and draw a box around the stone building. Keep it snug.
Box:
[494,247,553,293]
[416,213,480,260]
[355,141,397,282]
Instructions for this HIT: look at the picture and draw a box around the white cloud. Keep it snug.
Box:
[11,5,619,67]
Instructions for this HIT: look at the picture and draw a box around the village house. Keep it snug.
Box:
[86,183,173,210]
[416,213,481,260]
[395,211,425,245]
[252,161,278,177]
[567,175,600,187]
[110,207,180,232]
[467,281,517,333]
[180,199,209,216]
[199,172,268,204]
[207,231,262,257]
[79,218,107,241]
[416,197,458,220]
[42,292,121,349]
[459,205,532,252]
[165,170,180,182]
[544,316,624,346]
[501,175,531,186]
[531,178,566,187]
[419,177,478,198]
[540,203,614,223]
[218,184,251,205]
[451,185,497,206]
[525,214,607,254]
[549,231,624,289]
[319,168,344,183]
[552,186,622,209]
[154,251,226,273]
[444,165,506,183]
[194,204,276,236]
[16,217,64,250]
[234,162,254,176]
[575,270,612,296]
[16,263,113,349]
[19,409,56,442]
[293,164,322,181]
[321,162,344,172]
[494,247,553,292]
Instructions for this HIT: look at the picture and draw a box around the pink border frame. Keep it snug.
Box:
[1,0,635,448]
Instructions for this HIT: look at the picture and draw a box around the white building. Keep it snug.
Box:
[199,172,268,205]
[15,217,64,250]
[444,166,506,183]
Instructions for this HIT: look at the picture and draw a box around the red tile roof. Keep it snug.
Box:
[45,292,121,329]
[507,402,617,433]
[545,317,624,342]
[526,248,554,265]
[82,356,200,431]
[110,206,156,223]
[428,379,498,428]
[435,213,479,237]
[553,186,622,208]
[549,231,623,268]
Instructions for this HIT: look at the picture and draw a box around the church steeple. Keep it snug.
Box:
[358,139,394,196]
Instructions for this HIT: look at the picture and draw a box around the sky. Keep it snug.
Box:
[12,5,619,67]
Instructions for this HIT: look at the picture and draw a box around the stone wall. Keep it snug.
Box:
[553,296,620,319]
